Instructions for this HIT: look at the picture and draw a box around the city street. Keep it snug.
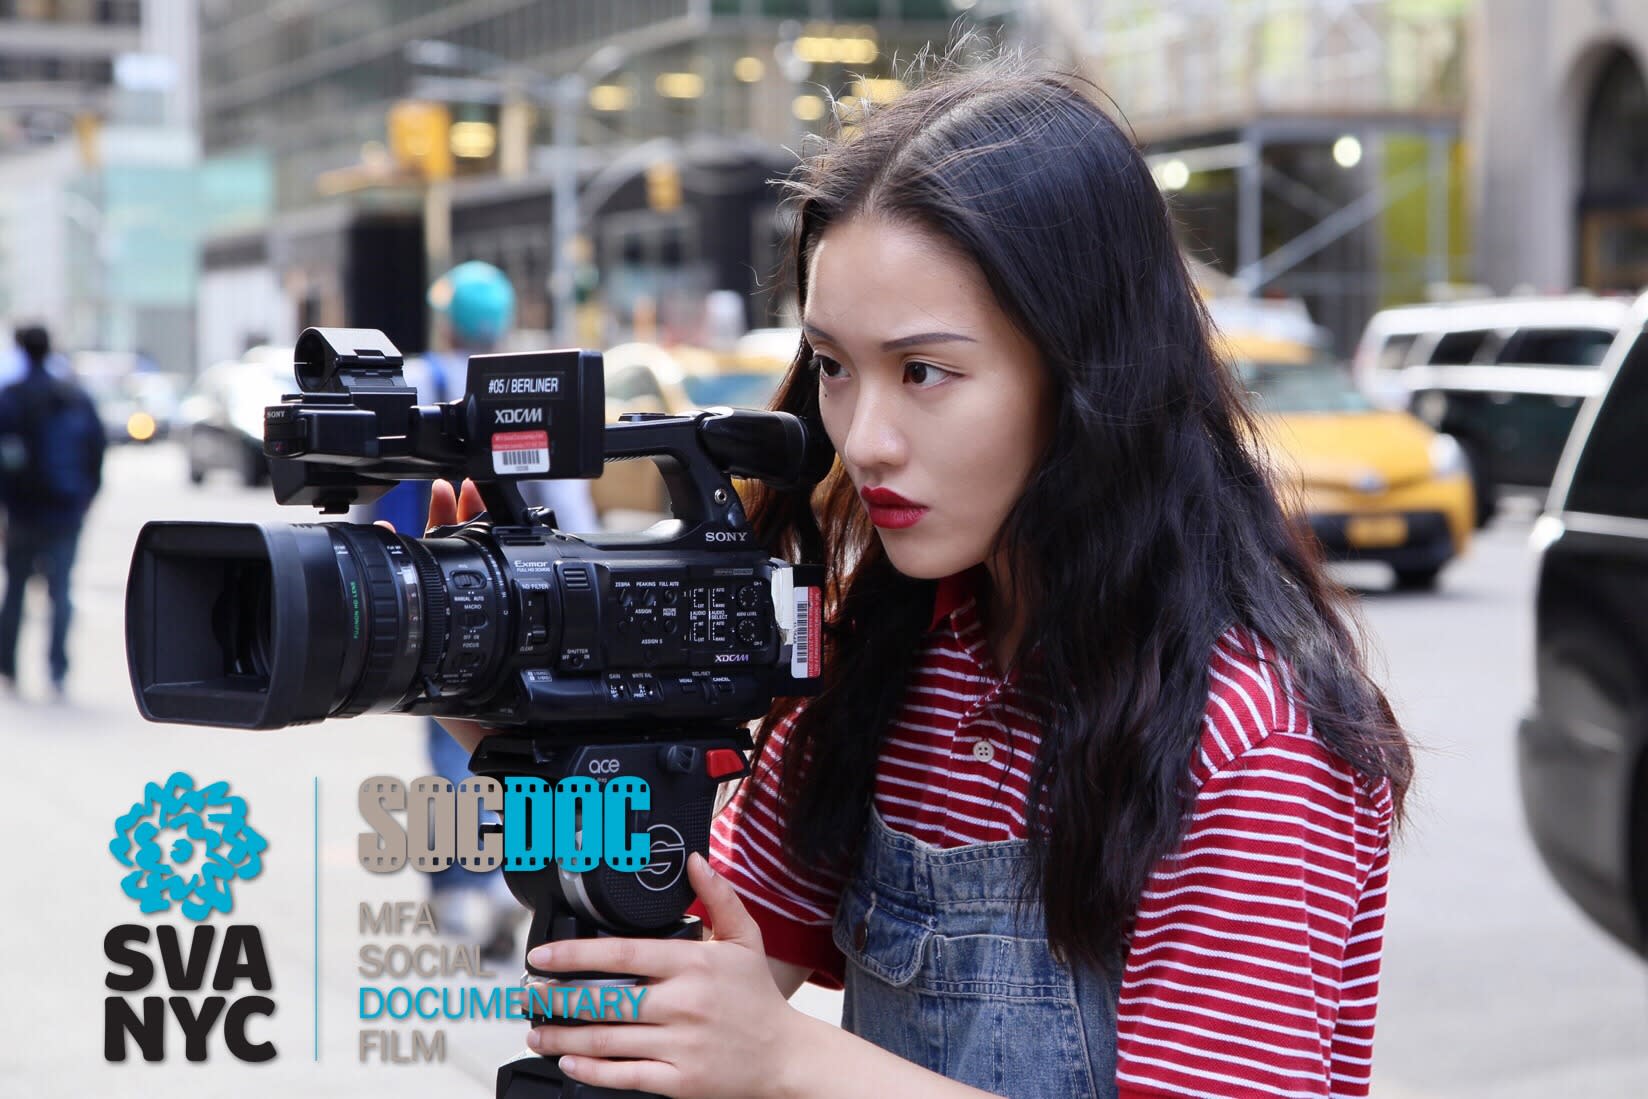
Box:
[2,440,1644,1097]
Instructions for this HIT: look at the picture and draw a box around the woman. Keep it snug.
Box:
[437,50,1411,1099]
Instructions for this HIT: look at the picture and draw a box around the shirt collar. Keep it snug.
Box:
[928,564,989,632]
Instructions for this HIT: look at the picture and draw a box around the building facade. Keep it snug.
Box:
[1060,0,1473,352]
[1470,0,1648,296]
[196,0,1001,353]
[0,0,202,372]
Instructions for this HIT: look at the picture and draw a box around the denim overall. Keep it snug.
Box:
[833,807,1121,1098]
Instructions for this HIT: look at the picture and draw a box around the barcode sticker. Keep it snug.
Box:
[492,430,549,475]
[791,585,821,679]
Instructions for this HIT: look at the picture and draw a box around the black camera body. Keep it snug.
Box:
[125,326,829,733]
[125,328,830,1099]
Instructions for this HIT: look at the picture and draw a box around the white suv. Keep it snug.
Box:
[1351,296,1630,525]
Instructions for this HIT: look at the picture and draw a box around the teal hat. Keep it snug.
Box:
[429,261,515,346]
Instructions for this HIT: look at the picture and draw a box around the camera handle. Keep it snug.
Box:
[469,727,753,1099]
[471,410,752,533]
[493,880,700,1099]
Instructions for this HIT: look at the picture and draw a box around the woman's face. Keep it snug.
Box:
[805,216,1053,581]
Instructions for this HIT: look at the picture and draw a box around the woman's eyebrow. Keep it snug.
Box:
[803,322,978,352]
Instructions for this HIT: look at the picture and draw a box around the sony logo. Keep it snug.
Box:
[494,407,544,426]
[704,530,750,543]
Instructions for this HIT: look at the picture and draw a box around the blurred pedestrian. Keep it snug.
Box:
[0,333,68,388]
[0,326,107,699]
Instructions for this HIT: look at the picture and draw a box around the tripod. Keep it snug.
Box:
[470,725,751,1099]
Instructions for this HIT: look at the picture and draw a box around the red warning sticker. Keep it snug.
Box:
[491,430,549,475]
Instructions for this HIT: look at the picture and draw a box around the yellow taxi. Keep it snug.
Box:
[1226,333,1475,591]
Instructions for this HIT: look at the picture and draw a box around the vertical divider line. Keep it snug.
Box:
[313,776,320,1062]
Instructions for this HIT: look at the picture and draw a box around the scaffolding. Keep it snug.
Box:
[1030,0,1473,349]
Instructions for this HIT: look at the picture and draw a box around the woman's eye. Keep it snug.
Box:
[811,354,844,379]
[904,361,950,387]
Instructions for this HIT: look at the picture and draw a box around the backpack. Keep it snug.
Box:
[0,377,102,511]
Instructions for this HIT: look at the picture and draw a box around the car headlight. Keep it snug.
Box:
[1414,390,1448,427]
[1529,514,1564,555]
[1429,432,1467,477]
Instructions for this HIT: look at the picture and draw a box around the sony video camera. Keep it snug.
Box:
[124,326,831,1099]
[126,326,829,734]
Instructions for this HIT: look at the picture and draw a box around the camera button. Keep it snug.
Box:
[659,745,698,774]
[705,749,745,780]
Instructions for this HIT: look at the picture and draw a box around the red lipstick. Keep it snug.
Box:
[860,486,928,529]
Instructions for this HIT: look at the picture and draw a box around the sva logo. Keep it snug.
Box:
[110,771,267,920]
[105,773,275,1063]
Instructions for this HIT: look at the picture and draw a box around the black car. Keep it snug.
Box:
[1518,292,1648,959]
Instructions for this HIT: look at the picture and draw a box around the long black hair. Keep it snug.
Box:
[742,48,1412,973]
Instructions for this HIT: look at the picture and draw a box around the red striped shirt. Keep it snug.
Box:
[703,570,1393,1098]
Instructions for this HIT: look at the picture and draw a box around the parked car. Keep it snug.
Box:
[81,370,184,444]
[1517,289,1648,960]
[593,341,793,517]
[178,346,295,487]
[1232,336,1475,591]
[1351,295,1630,526]
[69,351,185,444]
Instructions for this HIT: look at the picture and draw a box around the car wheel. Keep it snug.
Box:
[1460,441,1497,528]
[185,435,207,485]
[1633,752,1648,958]
[1393,566,1441,592]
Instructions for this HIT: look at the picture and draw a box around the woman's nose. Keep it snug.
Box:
[841,387,906,472]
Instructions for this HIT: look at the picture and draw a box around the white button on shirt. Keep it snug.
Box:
[971,739,995,763]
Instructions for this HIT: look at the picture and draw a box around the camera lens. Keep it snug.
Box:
[126,520,505,729]
[213,561,273,679]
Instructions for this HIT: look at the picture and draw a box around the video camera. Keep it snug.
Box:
[124,327,832,1099]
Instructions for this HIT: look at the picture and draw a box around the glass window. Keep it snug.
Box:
[1427,329,1492,365]
[1566,330,1648,519]
[1496,327,1617,367]
[1238,361,1372,414]
[607,365,666,404]
[680,373,783,410]
[1377,332,1418,371]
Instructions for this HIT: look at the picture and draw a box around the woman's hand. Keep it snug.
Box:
[524,853,814,1099]
[421,479,498,752]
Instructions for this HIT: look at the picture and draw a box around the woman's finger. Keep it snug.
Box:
[428,479,459,530]
[552,1054,678,1096]
[527,937,693,980]
[527,1021,664,1061]
[458,478,486,521]
[688,853,763,950]
[526,978,675,1025]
